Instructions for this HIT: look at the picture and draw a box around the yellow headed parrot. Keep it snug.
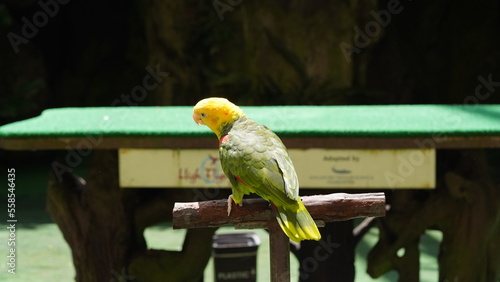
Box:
[192,97,321,242]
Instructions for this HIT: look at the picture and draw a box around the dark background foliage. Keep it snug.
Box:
[1,0,499,124]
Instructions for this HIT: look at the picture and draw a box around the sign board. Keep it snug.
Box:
[119,148,435,189]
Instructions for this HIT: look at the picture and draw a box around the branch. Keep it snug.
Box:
[173,192,386,229]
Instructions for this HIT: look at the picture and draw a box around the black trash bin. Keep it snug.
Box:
[212,232,261,282]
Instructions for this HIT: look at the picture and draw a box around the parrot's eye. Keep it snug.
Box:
[200,113,207,118]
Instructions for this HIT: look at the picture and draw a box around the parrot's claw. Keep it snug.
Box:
[227,194,243,216]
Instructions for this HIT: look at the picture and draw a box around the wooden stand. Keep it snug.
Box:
[173,192,386,281]
[268,222,290,282]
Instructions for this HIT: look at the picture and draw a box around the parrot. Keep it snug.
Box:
[192,97,321,242]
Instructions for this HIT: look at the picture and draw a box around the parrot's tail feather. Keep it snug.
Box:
[274,200,321,242]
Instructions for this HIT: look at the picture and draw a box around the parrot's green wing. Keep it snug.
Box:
[219,115,321,242]
[219,116,298,206]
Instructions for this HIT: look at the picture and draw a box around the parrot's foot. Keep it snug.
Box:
[227,194,243,216]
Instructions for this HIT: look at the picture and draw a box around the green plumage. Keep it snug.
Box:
[219,116,321,242]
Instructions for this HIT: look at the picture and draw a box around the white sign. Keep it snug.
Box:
[290,149,435,189]
[119,148,435,189]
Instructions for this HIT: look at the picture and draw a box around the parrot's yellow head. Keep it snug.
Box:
[193,97,245,139]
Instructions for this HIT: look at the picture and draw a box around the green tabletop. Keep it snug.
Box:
[1,105,500,150]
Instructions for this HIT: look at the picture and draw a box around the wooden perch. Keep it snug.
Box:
[173,192,385,282]
[173,192,385,229]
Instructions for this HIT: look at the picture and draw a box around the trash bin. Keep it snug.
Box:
[212,232,261,282]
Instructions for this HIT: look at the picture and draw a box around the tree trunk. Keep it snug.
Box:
[47,150,216,281]
[367,150,500,281]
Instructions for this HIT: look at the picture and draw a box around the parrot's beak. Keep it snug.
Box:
[192,112,204,125]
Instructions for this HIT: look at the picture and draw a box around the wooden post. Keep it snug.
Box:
[268,222,290,282]
[173,192,386,280]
